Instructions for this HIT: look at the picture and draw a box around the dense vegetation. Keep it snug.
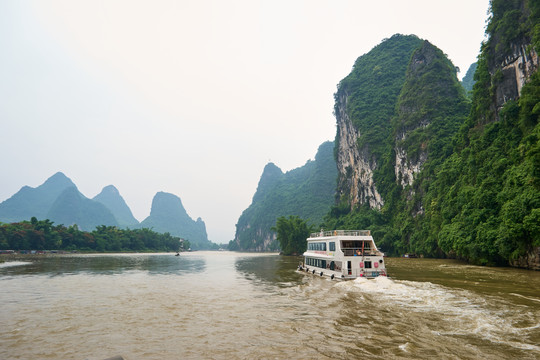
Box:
[272,216,314,255]
[0,217,190,252]
[324,37,470,254]
[336,34,424,161]
[323,0,539,267]
[229,141,336,251]
[423,0,540,265]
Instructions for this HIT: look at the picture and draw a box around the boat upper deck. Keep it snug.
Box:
[308,230,371,238]
[306,230,382,256]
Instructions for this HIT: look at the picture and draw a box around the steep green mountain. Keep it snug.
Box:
[230,141,337,251]
[47,186,119,231]
[139,191,212,250]
[325,0,540,269]
[333,34,424,210]
[0,172,76,223]
[326,35,469,253]
[426,0,540,268]
[93,185,139,228]
[461,62,478,95]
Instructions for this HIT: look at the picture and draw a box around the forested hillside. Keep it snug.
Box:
[325,0,539,268]
[229,141,336,251]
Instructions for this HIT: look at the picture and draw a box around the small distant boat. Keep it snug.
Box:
[298,230,387,280]
[175,252,180,256]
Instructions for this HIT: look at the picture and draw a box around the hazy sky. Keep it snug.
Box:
[0,0,489,244]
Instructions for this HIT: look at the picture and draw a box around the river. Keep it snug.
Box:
[0,252,539,360]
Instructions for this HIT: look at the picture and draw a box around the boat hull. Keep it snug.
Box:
[297,264,386,280]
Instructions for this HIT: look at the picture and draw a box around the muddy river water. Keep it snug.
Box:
[1,252,539,359]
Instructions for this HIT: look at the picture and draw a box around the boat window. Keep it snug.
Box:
[308,242,327,251]
[329,242,335,251]
[364,261,372,269]
[305,257,327,269]
[340,241,373,254]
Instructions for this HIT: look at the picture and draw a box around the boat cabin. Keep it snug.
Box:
[299,230,386,279]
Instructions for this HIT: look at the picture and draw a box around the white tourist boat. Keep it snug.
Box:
[298,230,387,280]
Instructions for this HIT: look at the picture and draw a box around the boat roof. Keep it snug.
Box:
[308,230,371,239]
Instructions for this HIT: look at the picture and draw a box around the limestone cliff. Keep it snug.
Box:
[333,34,423,211]
[393,40,468,198]
[481,0,540,121]
[333,36,466,213]
[492,44,539,115]
[335,91,383,209]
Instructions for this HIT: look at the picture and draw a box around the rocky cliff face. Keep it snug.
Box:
[333,35,423,211]
[393,44,433,189]
[393,41,466,193]
[335,91,384,209]
[334,36,466,214]
[493,44,539,114]
[394,146,427,189]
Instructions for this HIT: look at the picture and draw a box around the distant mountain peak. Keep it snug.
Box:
[48,186,118,230]
[93,184,138,227]
[100,185,120,195]
[41,172,76,190]
[149,192,187,219]
[252,162,284,203]
[140,191,210,249]
[262,162,282,175]
[0,172,78,222]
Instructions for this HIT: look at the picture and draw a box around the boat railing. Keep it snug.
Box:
[310,230,371,238]
[342,248,377,256]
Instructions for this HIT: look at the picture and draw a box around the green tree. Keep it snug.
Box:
[272,215,313,255]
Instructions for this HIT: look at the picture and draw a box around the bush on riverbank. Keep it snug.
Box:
[0,217,190,252]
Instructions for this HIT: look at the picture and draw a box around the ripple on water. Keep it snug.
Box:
[0,261,32,268]
[332,276,540,358]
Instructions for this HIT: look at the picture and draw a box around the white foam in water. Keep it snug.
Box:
[0,261,32,268]
[335,276,540,352]
[398,342,410,352]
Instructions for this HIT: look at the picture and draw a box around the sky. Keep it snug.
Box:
[0,0,490,244]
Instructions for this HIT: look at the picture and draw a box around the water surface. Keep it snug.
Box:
[1,253,539,359]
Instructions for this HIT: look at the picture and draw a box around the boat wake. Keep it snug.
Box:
[0,261,32,269]
[334,276,540,353]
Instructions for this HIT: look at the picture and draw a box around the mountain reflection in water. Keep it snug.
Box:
[0,252,538,360]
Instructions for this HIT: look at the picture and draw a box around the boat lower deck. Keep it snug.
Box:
[298,263,386,280]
